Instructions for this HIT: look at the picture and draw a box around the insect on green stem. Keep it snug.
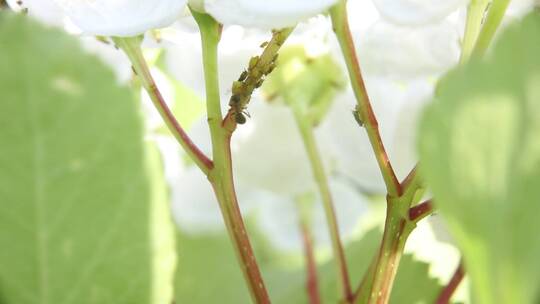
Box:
[329,0,401,199]
[192,10,271,304]
[329,1,416,302]
[115,13,270,302]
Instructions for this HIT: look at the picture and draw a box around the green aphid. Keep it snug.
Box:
[238,70,248,82]
[231,81,244,95]
[352,109,364,127]
[248,56,259,70]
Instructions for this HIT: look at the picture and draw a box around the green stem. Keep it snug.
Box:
[114,37,213,175]
[365,198,414,304]
[330,1,401,198]
[193,11,270,304]
[460,0,491,63]
[294,112,353,303]
[472,0,512,58]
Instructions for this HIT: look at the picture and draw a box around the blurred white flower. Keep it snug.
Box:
[51,0,187,37]
[170,167,224,234]
[169,165,261,235]
[202,0,338,29]
[373,0,468,26]
[502,0,538,22]
[232,101,318,196]
[357,20,461,80]
[255,180,369,253]
[319,77,434,194]
[164,24,265,104]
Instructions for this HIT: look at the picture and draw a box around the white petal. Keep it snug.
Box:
[52,0,187,36]
[373,0,468,25]
[358,20,461,80]
[256,180,369,253]
[170,167,224,234]
[165,25,264,103]
[232,101,317,196]
[319,77,433,194]
[204,0,338,29]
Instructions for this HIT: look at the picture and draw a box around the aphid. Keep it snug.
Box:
[234,109,250,124]
[248,56,259,70]
[254,79,264,88]
[265,63,276,75]
[229,94,241,107]
[260,41,269,48]
[238,70,248,82]
[231,81,243,95]
[352,109,364,127]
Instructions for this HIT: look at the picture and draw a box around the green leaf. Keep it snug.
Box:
[274,228,440,304]
[173,225,440,303]
[0,12,172,303]
[174,230,251,303]
[419,13,540,304]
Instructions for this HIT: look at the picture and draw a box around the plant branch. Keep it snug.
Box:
[224,27,293,127]
[300,220,321,304]
[472,0,511,58]
[460,0,491,63]
[114,37,213,174]
[352,255,377,302]
[192,11,270,303]
[295,112,353,302]
[436,261,465,304]
[330,1,401,198]
[363,197,414,304]
[409,200,434,223]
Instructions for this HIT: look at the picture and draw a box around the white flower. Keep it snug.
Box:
[255,180,369,253]
[201,0,339,29]
[165,24,265,104]
[356,20,461,80]
[232,101,319,196]
[373,0,468,26]
[319,77,434,194]
[52,0,188,37]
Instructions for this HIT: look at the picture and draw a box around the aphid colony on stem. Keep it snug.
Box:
[229,53,278,124]
[228,28,292,125]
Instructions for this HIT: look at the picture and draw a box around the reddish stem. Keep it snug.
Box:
[401,165,418,191]
[147,82,214,171]
[301,222,321,304]
[436,261,465,304]
[330,2,401,198]
[409,200,434,222]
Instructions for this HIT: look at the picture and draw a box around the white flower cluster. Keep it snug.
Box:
[8,0,339,36]
[10,0,538,255]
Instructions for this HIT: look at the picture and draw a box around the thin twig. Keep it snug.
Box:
[114,37,213,175]
[192,10,270,303]
[300,222,322,304]
[295,113,353,302]
[409,200,434,222]
[330,1,401,198]
[436,261,465,304]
